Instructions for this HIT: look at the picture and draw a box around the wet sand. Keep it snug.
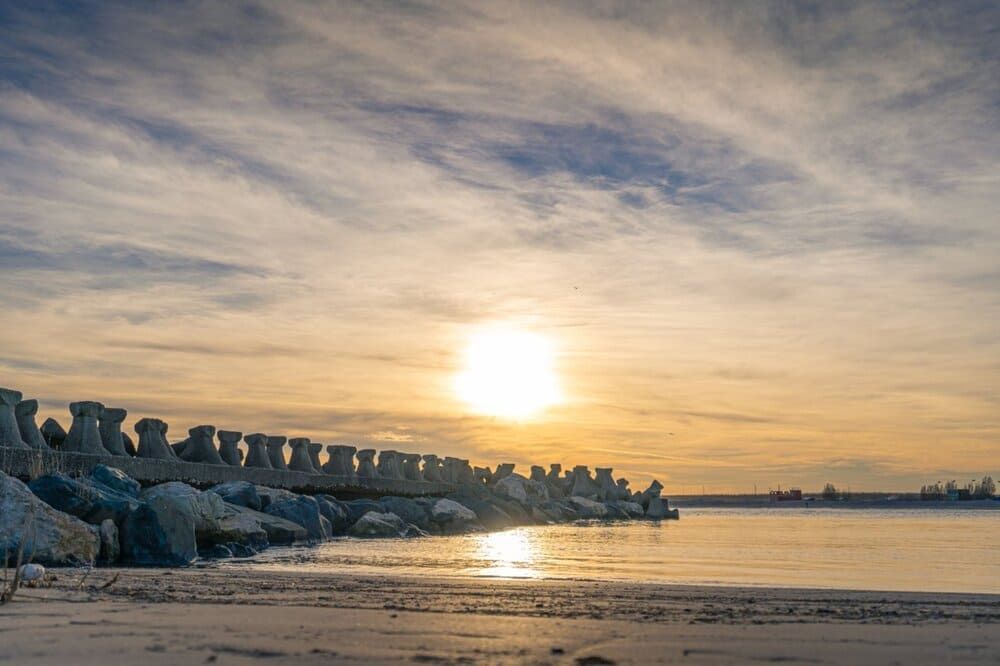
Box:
[2,567,999,664]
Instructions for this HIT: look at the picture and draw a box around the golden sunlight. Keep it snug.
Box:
[454,325,562,419]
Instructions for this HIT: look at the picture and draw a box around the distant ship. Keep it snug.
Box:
[769,488,803,502]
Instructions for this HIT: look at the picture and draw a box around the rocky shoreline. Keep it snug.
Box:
[1,386,676,569]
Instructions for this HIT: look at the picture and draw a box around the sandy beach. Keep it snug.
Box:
[2,567,998,664]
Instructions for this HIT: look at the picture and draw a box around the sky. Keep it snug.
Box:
[1,1,997,492]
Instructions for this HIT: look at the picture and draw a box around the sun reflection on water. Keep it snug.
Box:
[475,529,541,578]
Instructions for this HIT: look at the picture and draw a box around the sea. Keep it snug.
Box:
[243,505,1000,594]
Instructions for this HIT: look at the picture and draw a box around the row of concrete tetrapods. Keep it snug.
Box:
[0,387,640,499]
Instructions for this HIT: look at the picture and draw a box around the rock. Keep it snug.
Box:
[63,401,106,455]
[347,511,425,538]
[494,474,550,506]
[40,417,67,449]
[254,485,297,510]
[379,496,431,529]
[15,399,49,450]
[208,481,262,511]
[606,500,645,518]
[228,542,257,558]
[490,496,535,524]
[19,563,45,582]
[315,495,351,535]
[90,465,141,498]
[200,544,233,559]
[0,387,29,448]
[430,498,482,534]
[0,471,100,566]
[97,407,129,456]
[98,519,120,564]
[533,502,568,522]
[29,472,140,526]
[566,496,609,519]
[215,504,270,548]
[243,433,272,469]
[120,482,227,566]
[263,494,328,540]
[217,430,243,467]
[459,498,515,530]
[602,501,631,520]
[343,499,383,523]
[223,503,306,545]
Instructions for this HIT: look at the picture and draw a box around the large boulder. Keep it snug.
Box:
[430,498,482,534]
[0,472,100,566]
[566,496,609,519]
[90,465,141,498]
[120,482,227,566]
[254,485,298,510]
[263,493,329,540]
[606,500,645,519]
[223,504,307,544]
[208,481,262,511]
[343,499,383,524]
[456,498,516,530]
[29,472,140,526]
[494,474,549,506]
[316,495,351,535]
[379,496,431,530]
[214,504,269,549]
[347,511,426,538]
[98,519,120,565]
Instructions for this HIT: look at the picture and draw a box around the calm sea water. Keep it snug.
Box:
[245,507,1000,594]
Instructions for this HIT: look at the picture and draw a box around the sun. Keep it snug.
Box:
[454,325,562,419]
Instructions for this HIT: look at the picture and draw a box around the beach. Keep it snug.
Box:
[3,568,999,664]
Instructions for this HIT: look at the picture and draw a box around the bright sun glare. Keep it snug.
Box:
[454,326,562,419]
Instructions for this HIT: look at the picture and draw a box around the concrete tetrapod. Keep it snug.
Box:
[377,450,405,480]
[456,459,475,485]
[571,465,601,499]
[97,407,129,456]
[356,449,378,478]
[0,388,29,448]
[40,418,66,449]
[64,401,106,455]
[616,477,631,501]
[546,464,564,498]
[493,463,515,484]
[217,430,243,467]
[421,454,443,482]
[473,466,492,485]
[15,399,49,450]
[134,418,175,460]
[401,453,424,481]
[595,467,617,500]
[322,445,356,477]
[244,433,272,469]
[288,438,317,473]
[266,436,288,470]
[321,445,355,476]
[530,465,547,484]
[181,425,224,465]
[308,443,323,473]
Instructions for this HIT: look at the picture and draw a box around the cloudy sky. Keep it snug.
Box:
[2,1,997,491]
